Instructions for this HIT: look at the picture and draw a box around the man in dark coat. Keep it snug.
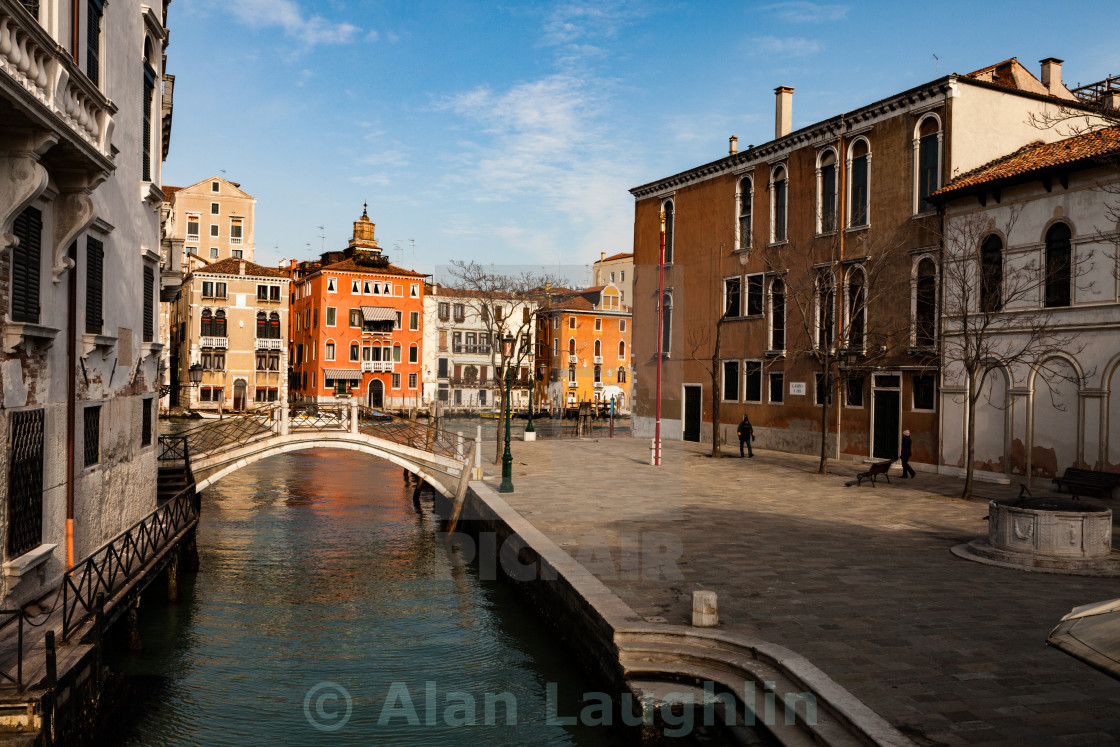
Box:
[737,415,755,458]
[900,429,916,478]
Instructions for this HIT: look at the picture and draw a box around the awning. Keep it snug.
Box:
[1048,598,1120,681]
[322,368,361,381]
[361,306,396,321]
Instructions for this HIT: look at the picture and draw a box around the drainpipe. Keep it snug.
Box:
[66,241,77,568]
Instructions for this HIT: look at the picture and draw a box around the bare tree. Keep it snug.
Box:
[684,311,729,457]
[441,261,571,464]
[939,208,1091,498]
[758,231,914,474]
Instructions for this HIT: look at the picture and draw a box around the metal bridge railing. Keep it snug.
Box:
[356,406,461,461]
[175,404,279,458]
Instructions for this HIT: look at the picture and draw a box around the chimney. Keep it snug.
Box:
[729,135,738,155]
[600,252,605,262]
[238,260,246,276]
[1040,58,1064,95]
[774,86,794,138]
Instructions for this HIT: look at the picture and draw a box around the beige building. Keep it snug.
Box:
[165,176,257,268]
[171,259,289,413]
[592,252,634,308]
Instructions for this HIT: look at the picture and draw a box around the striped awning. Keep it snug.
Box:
[361,306,396,321]
[323,368,361,381]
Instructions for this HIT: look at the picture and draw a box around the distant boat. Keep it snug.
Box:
[479,411,502,419]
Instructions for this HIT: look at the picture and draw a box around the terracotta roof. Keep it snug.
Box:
[163,185,182,199]
[427,284,515,300]
[595,252,633,263]
[320,258,426,277]
[583,285,606,293]
[188,257,289,279]
[932,126,1120,200]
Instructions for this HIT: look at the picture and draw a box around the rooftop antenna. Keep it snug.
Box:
[318,225,325,253]
[932,53,939,76]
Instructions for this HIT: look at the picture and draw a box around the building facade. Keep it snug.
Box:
[592,252,634,308]
[0,0,172,605]
[170,258,289,413]
[931,125,1120,479]
[538,285,632,413]
[630,57,1095,466]
[423,286,536,413]
[288,207,426,410]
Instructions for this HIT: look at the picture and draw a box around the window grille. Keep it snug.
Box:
[7,410,44,559]
[84,405,101,467]
[142,398,153,447]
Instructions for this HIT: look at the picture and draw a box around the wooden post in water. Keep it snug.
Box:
[167,550,179,602]
[127,601,142,651]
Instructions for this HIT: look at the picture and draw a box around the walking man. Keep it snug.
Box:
[900,429,916,479]
[737,415,755,458]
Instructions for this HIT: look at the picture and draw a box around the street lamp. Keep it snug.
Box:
[188,363,204,386]
[499,332,515,493]
[526,369,542,434]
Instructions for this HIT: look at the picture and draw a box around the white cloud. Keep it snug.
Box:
[763,2,848,23]
[749,36,821,57]
[226,0,362,46]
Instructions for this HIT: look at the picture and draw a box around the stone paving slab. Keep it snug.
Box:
[483,437,1120,746]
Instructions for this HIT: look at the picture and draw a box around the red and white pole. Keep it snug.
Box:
[654,211,665,466]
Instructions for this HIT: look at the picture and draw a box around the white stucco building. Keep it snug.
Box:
[0,0,173,606]
[932,125,1120,480]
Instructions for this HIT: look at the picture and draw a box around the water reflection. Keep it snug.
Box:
[109,448,620,746]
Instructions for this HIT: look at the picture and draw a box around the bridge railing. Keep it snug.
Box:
[288,403,349,431]
[356,406,462,461]
[175,404,279,458]
[61,483,199,641]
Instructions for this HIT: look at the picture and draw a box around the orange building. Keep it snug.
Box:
[288,206,426,410]
[537,284,632,413]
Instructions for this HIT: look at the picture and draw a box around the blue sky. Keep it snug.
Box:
[163,0,1119,279]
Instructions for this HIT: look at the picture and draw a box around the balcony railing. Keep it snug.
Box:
[594,381,605,389]
[593,355,603,364]
[255,338,282,350]
[361,360,393,373]
[568,354,579,364]
[200,336,228,348]
[0,0,115,162]
[568,380,579,389]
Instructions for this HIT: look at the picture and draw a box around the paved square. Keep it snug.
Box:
[486,437,1120,746]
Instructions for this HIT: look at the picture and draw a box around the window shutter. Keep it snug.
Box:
[143,265,155,341]
[142,62,156,181]
[86,0,102,86]
[86,236,104,333]
[11,207,42,323]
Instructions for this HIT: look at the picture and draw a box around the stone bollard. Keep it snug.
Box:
[692,590,718,627]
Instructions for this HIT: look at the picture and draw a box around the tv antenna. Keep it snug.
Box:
[932,53,939,75]
[318,226,325,253]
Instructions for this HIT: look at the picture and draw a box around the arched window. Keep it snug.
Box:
[662,199,675,263]
[325,341,336,361]
[409,343,418,363]
[201,309,213,337]
[846,266,866,351]
[738,176,752,250]
[213,310,227,337]
[568,365,576,381]
[980,235,1003,313]
[770,277,785,351]
[848,139,870,227]
[618,340,626,359]
[350,342,360,361]
[771,165,788,242]
[1045,223,1072,308]
[142,39,156,182]
[269,312,281,338]
[393,343,401,362]
[661,292,672,355]
[916,115,941,213]
[594,365,602,383]
[594,339,601,357]
[818,150,837,233]
[618,366,627,383]
[568,338,576,355]
[256,312,266,338]
[915,258,937,346]
[816,270,834,348]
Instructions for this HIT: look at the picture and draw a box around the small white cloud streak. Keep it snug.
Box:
[763,2,848,23]
[749,36,821,57]
[226,0,363,46]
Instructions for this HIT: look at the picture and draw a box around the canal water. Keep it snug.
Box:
[106,448,623,746]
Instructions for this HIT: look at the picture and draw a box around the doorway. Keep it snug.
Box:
[233,379,247,412]
[368,379,384,409]
[683,384,702,442]
[872,385,900,460]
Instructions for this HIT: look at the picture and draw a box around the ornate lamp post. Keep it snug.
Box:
[526,369,539,434]
[499,332,515,493]
[188,363,204,387]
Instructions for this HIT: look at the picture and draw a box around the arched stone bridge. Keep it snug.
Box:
[164,403,476,499]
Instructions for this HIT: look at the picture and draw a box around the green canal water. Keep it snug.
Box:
[106,448,623,746]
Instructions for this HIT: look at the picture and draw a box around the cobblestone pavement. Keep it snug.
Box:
[484,437,1120,746]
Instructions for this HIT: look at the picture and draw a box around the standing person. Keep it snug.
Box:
[737,415,755,458]
[900,429,916,479]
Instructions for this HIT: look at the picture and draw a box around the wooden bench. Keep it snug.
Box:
[1053,468,1120,500]
[856,460,894,487]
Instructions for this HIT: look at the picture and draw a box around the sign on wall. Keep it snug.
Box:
[789,382,806,396]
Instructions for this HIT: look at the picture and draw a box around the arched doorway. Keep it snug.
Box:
[368,379,384,409]
[233,379,247,411]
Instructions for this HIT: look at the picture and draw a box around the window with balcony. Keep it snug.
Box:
[11,206,42,324]
[594,339,601,358]
[230,218,243,245]
[187,215,200,241]
[568,338,576,356]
